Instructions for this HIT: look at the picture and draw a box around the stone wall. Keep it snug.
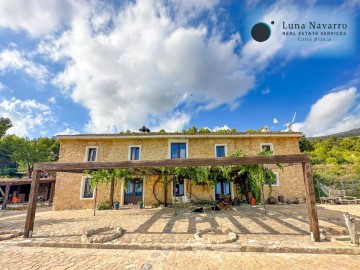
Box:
[53,136,305,210]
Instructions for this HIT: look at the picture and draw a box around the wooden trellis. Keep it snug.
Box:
[24,154,320,241]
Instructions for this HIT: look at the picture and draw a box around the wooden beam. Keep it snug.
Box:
[303,162,320,242]
[0,178,56,186]
[49,182,55,204]
[24,170,41,238]
[1,184,11,210]
[0,186,4,196]
[34,154,311,172]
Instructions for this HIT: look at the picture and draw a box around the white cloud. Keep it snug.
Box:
[55,128,79,136]
[40,0,255,133]
[0,1,313,134]
[0,0,74,37]
[151,111,191,132]
[261,87,270,94]
[0,49,49,84]
[273,118,278,124]
[213,125,231,131]
[48,97,56,104]
[0,98,56,137]
[293,87,359,136]
[245,0,261,9]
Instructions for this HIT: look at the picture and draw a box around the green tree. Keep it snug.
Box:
[187,126,198,133]
[198,127,211,133]
[0,136,12,168]
[0,117,12,138]
[9,137,59,178]
[299,137,314,152]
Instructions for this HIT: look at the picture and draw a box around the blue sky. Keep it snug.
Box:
[0,0,359,138]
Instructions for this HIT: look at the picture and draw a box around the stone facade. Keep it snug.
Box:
[53,133,305,210]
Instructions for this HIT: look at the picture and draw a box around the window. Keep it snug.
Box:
[215,180,231,196]
[260,143,273,153]
[125,183,133,196]
[86,147,98,162]
[129,146,141,160]
[81,177,94,199]
[215,145,226,157]
[264,172,279,186]
[134,179,143,196]
[173,176,185,197]
[171,143,186,159]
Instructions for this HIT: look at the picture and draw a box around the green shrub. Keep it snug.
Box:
[97,200,110,210]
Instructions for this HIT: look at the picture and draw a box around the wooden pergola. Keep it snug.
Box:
[24,154,320,241]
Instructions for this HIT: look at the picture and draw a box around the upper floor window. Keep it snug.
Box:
[129,146,141,160]
[260,143,273,153]
[171,143,186,159]
[81,177,94,199]
[215,145,227,157]
[86,146,98,162]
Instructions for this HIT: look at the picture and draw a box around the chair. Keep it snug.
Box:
[11,196,20,204]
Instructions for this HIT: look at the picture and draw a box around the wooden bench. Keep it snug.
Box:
[321,190,357,204]
[333,190,357,204]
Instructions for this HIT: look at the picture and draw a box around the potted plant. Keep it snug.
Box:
[114,201,120,210]
[138,201,144,209]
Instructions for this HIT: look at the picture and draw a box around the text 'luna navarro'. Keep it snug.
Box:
[282,22,348,30]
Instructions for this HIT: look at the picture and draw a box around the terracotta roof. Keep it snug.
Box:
[56,131,303,139]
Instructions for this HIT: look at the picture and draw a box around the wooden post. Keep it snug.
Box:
[1,184,11,210]
[109,178,115,210]
[24,170,41,238]
[49,182,55,204]
[302,162,320,242]
[93,184,98,216]
[302,163,313,233]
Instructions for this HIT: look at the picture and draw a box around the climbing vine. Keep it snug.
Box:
[84,148,282,214]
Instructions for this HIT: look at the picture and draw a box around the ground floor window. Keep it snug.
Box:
[215,179,231,202]
[173,176,184,197]
[81,177,94,199]
[264,172,279,186]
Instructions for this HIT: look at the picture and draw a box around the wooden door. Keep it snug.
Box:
[124,179,143,204]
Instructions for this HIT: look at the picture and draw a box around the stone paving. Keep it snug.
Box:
[0,245,360,270]
[0,204,359,254]
[0,204,360,269]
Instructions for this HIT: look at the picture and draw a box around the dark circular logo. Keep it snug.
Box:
[251,22,271,42]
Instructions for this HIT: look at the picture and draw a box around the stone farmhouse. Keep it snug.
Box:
[53,131,305,210]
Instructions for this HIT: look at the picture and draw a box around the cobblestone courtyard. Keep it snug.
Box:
[0,204,359,269]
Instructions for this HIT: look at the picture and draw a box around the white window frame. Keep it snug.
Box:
[85,146,98,162]
[168,139,188,159]
[260,143,273,153]
[128,145,142,160]
[80,176,95,200]
[264,172,279,187]
[214,144,227,157]
[172,176,186,197]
